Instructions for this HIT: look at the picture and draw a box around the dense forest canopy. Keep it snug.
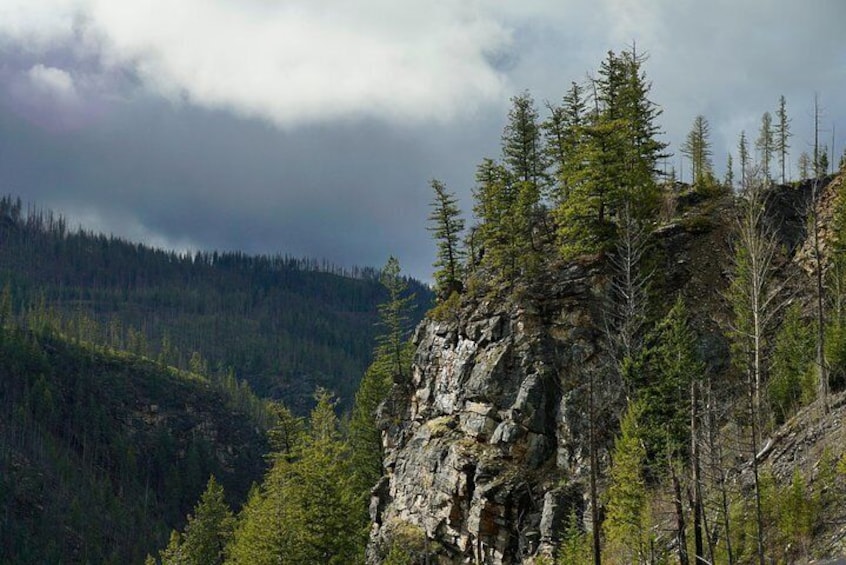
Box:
[0,195,432,412]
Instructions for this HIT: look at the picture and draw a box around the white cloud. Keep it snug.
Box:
[27,64,78,100]
[0,0,514,128]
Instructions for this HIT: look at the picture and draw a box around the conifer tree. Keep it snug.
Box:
[544,81,587,201]
[681,115,713,188]
[179,476,234,565]
[755,112,775,182]
[427,179,465,298]
[739,131,750,188]
[756,112,774,182]
[349,257,415,516]
[556,47,666,258]
[769,302,814,423]
[376,257,414,382]
[227,391,362,564]
[604,401,653,565]
[502,91,548,189]
[775,95,792,184]
[725,153,735,191]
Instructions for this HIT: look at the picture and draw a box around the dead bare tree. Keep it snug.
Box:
[726,167,785,565]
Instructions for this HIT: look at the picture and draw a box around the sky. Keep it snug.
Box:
[0,1,844,281]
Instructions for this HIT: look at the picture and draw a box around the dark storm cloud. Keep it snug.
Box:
[0,90,503,280]
[0,1,845,280]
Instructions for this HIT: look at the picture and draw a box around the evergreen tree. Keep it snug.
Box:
[738,131,750,188]
[175,476,234,565]
[556,47,667,258]
[724,153,735,191]
[775,95,792,184]
[680,115,713,188]
[502,91,548,189]
[501,92,546,271]
[427,179,465,298]
[375,257,414,382]
[604,401,653,565]
[544,81,587,201]
[816,146,829,177]
[726,172,781,565]
[769,302,814,424]
[227,391,362,564]
[625,296,702,468]
[349,257,415,520]
[756,112,774,182]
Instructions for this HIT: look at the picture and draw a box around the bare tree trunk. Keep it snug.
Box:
[672,463,690,565]
[691,378,705,564]
[589,368,602,565]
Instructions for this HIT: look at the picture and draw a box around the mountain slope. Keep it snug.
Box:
[0,322,269,564]
[0,195,433,412]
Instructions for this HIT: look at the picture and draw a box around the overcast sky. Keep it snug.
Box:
[1,1,844,281]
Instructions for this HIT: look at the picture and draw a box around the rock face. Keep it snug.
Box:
[369,261,616,564]
[367,175,846,564]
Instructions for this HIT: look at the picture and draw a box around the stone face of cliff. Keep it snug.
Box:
[369,261,615,564]
[368,174,846,564]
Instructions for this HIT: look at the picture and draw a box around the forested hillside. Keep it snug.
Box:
[0,198,432,412]
[0,319,269,564]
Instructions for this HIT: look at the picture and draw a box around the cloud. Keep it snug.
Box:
[0,0,514,128]
[27,64,77,100]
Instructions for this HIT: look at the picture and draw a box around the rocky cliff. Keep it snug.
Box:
[370,260,612,563]
[368,174,846,564]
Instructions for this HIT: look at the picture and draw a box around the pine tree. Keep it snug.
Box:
[227,391,363,564]
[775,95,792,184]
[502,91,548,189]
[557,47,667,259]
[178,476,234,565]
[545,81,587,201]
[473,158,514,278]
[756,112,774,182]
[680,115,713,188]
[427,179,465,298]
[375,257,414,382]
[349,258,415,517]
[739,131,750,188]
[769,302,814,424]
[604,401,653,565]
[725,153,735,191]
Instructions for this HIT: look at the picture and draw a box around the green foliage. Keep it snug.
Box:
[160,476,234,565]
[556,510,592,565]
[680,115,713,188]
[0,323,266,564]
[768,302,815,423]
[348,362,393,503]
[379,521,429,565]
[775,95,792,184]
[227,391,364,565]
[604,401,653,564]
[427,179,465,298]
[428,289,462,323]
[556,48,666,260]
[624,296,702,468]
[756,111,774,181]
[376,257,415,383]
[760,470,819,563]
[544,81,587,201]
[0,195,433,413]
